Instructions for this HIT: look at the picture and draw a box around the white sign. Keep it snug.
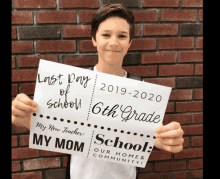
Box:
[29,59,172,168]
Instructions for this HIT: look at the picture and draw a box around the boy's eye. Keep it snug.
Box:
[102,34,126,38]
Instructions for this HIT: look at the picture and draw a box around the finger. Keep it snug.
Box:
[159,137,184,146]
[156,128,183,138]
[13,100,38,113]
[162,144,183,153]
[12,106,29,117]
[16,93,37,107]
[155,122,180,134]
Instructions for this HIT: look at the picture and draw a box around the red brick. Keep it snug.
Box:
[139,173,171,179]
[196,37,203,49]
[12,148,40,159]
[182,124,203,136]
[169,89,192,100]
[192,113,203,123]
[143,0,179,7]
[123,66,157,77]
[79,10,96,23]
[12,161,21,172]
[184,123,199,135]
[195,64,203,75]
[18,55,58,67]
[159,37,194,49]
[174,148,203,159]
[23,158,61,170]
[172,171,187,178]
[129,38,156,51]
[159,64,193,76]
[182,0,203,7]
[176,101,203,112]
[191,136,203,147]
[12,56,16,68]
[12,171,42,179]
[12,41,33,54]
[141,52,176,64]
[20,83,35,95]
[163,113,191,126]
[20,135,30,146]
[41,150,66,157]
[140,163,154,172]
[155,161,186,171]
[12,69,37,82]
[12,84,18,96]
[36,40,76,53]
[161,10,197,21]
[148,150,171,161]
[80,40,97,52]
[143,24,178,36]
[63,25,91,38]
[12,27,17,39]
[199,10,203,21]
[143,77,175,88]
[183,137,189,148]
[11,136,18,147]
[178,51,203,62]
[59,0,98,8]
[166,102,174,112]
[12,123,29,134]
[12,11,33,24]
[189,170,203,178]
[64,55,97,66]
[133,10,158,22]
[14,0,56,9]
[194,89,203,100]
[36,11,76,24]
[63,156,68,167]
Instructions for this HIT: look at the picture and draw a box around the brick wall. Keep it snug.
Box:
[11,0,203,179]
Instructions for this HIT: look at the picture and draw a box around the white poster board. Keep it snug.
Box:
[29,59,172,168]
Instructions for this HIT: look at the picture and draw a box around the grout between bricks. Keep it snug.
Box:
[179,0,182,9]
[20,160,25,172]
[57,0,59,10]
[58,54,63,63]
[76,10,79,24]
[11,0,14,10]
[197,9,199,23]
[34,41,37,54]
[139,24,143,38]
[33,11,36,26]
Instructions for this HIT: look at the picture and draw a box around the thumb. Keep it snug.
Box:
[155,124,163,133]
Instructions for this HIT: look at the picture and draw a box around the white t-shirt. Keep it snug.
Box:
[70,66,136,179]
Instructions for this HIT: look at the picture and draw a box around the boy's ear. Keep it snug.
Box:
[92,37,97,47]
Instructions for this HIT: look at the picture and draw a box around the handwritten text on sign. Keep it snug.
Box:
[29,59,172,168]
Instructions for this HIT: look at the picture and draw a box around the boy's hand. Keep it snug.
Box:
[12,93,38,129]
[155,122,184,153]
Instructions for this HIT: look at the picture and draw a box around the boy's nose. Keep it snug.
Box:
[109,36,119,45]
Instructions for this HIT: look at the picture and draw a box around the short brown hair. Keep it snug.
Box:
[91,4,135,43]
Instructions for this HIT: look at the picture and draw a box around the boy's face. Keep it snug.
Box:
[92,16,132,66]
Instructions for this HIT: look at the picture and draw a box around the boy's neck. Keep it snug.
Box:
[96,62,125,77]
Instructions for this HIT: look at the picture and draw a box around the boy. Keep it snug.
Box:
[12,4,184,179]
